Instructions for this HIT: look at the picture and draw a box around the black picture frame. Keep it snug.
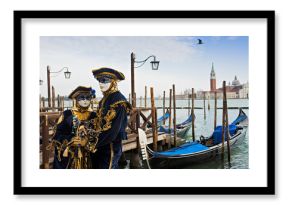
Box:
[14,10,275,195]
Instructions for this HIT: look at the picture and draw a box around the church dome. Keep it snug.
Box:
[232,76,240,86]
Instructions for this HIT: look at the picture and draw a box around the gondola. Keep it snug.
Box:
[157,111,170,127]
[158,114,194,138]
[147,110,170,129]
[140,109,248,168]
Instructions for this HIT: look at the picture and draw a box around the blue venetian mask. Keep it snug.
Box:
[77,95,92,101]
[96,76,112,84]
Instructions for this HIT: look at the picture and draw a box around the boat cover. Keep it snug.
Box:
[152,141,209,157]
[180,114,193,126]
[230,114,247,126]
[212,124,237,145]
[157,112,170,125]
[159,114,193,133]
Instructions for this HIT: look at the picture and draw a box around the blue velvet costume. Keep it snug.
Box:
[91,67,131,169]
[52,86,97,169]
[53,110,97,169]
[91,91,131,169]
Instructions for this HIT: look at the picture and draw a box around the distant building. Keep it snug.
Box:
[232,75,241,86]
[210,63,216,91]
[214,75,246,99]
[239,82,249,98]
[181,64,248,99]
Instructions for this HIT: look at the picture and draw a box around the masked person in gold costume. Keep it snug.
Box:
[51,86,98,169]
[91,67,131,169]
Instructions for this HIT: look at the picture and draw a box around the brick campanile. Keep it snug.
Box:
[210,62,216,91]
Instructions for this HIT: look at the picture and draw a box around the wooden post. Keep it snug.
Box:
[131,52,136,108]
[132,93,136,109]
[225,89,231,165]
[47,66,51,108]
[136,110,141,151]
[144,86,147,108]
[214,91,217,130]
[52,86,56,111]
[191,88,195,141]
[129,94,131,105]
[208,94,210,110]
[155,107,160,151]
[173,84,177,147]
[140,96,142,107]
[42,115,50,169]
[203,92,206,120]
[136,110,141,129]
[61,96,64,111]
[150,87,158,151]
[168,89,172,148]
[163,91,166,125]
[57,94,60,111]
[188,93,190,116]
[221,81,226,161]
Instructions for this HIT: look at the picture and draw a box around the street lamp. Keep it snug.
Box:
[50,66,71,79]
[131,52,160,108]
[63,67,72,79]
[47,65,71,107]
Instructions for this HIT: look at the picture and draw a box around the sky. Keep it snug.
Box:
[39,36,248,98]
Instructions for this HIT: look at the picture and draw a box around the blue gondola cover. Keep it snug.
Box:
[212,124,237,145]
[230,114,247,126]
[158,114,193,133]
[153,142,209,157]
[157,112,170,125]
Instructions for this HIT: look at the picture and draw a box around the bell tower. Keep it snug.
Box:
[210,62,216,91]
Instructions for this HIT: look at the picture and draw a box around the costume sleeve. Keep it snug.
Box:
[53,113,73,144]
[97,105,126,147]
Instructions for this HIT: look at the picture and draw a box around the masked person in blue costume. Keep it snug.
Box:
[51,86,99,169]
[91,67,132,169]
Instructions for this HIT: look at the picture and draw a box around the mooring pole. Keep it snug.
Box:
[168,89,172,149]
[42,115,49,169]
[140,96,142,107]
[173,84,177,147]
[163,91,166,125]
[214,91,217,130]
[130,52,136,108]
[47,66,51,108]
[188,93,190,116]
[208,94,210,110]
[52,86,56,112]
[221,81,226,162]
[203,92,206,120]
[57,94,60,111]
[150,87,158,151]
[225,90,231,165]
[191,88,195,141]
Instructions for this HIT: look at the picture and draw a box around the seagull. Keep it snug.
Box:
[197,39,204,45]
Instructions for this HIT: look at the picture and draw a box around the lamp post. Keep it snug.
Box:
[46,65,71,107]
[130,52,160,108]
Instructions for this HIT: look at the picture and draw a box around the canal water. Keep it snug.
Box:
[138,98,249,169]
